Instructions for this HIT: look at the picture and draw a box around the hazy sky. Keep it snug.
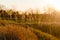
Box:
[0,0,60,11]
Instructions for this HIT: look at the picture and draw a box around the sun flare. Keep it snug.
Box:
[48,0,60,11]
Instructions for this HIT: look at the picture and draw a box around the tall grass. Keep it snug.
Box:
[0,20,38,40]
[29,27,59,40]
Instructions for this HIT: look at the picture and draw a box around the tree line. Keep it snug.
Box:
[0,9,56,24]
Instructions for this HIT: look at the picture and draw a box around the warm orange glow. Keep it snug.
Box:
[0,0,60,12]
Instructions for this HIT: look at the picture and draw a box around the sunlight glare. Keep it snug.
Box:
[0,0,60,12]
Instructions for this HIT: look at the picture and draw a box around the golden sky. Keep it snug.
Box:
[0,0,60,11]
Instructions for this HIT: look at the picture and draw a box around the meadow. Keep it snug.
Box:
[0,9,60,40]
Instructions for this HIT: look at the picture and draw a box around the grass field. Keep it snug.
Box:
[0,20,59,40]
